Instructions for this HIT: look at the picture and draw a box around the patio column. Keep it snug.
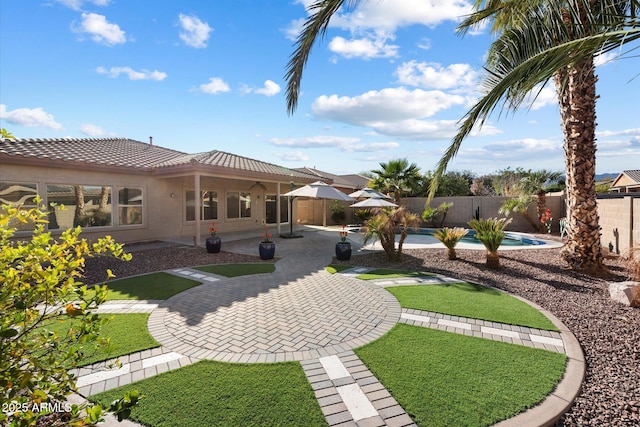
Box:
[276,182,281,234]
[194,173,201,247]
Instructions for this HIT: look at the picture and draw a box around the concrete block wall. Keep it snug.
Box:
[597,197,633,254]
[401,196,565,233]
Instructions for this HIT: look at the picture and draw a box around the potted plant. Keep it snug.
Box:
[335,225,352,261]
[205,221,221,253]
[259,226,275,260]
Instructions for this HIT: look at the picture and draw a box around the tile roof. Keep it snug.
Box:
[293,167,370,189]
[0,137,184,169]
[0,137,314,180]
[623,170,640,182]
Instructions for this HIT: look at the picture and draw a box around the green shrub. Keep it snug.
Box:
[433,227,468,260]
[468,218,512,269]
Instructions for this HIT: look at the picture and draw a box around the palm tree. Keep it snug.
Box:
[363,206,420,261]
[285,0,640,272]
[518,170,563,223]
[468,217,512,269]
[499,195,539,232]
[433,227,468,260]
[370,158,422,202]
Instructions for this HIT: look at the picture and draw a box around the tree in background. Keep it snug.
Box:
[1,128,16,140]
[518,170,563,221]
[1,202,136,426]
[370,159,422,202]
[470,175,497,196]
[499,194,540,232]
[421,171,474,197]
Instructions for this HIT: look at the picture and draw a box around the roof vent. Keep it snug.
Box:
[149,136,153,145]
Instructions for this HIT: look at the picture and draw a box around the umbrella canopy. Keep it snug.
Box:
[348,188,392,199]
[284,181,355,201]
[350,197,398,208]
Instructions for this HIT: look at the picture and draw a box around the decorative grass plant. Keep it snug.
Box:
[432,227,468,260]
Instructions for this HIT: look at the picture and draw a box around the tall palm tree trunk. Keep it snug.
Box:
[556,58,604,271]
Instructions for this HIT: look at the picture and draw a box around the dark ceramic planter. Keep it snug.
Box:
[259,242,276,260]
[335,242,352,261]
[206,236,221,253]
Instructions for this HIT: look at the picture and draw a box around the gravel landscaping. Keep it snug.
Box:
[82,241,639,426]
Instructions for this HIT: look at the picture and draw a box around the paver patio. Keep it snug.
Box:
[73,230,583,427]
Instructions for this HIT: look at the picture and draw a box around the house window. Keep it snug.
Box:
[0,181,38,231]
[118,187,143,225]
[265,194,289,224]
[227,191,251,219]
[186,190,218,221]
[47,184,112,228]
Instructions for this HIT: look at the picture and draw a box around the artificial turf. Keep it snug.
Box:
[355,268,434,280]
[98,272,201,300]
[42,313,159,367]
[356,324,566,427]
[194,263,276,277]
[387,283,558,331]
[90,360,327,427]
[325,264,352,274]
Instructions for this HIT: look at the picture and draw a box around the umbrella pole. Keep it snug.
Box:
[323,199,327,227]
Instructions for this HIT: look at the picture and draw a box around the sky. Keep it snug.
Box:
[1,0,639,177]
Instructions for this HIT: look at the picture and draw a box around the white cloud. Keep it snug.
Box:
[330,0,473,32]
[274,151,309,162]
[80,123,104,136]
[270,135,398,152]
[96,66,167,81]
[417,38,431,50]
[178,14,212,48]
[74,13,126,46]
[283,17,306,41]
[196,77,231,94]
[328,34,398,59]
[594,51,618,67]
[520,84,558,110]
[242,80,281,96]
[395,61,481,89]
[0,104,64,130]
[597,128,640,138]
[55,0,110,11]
[312,87,465,124]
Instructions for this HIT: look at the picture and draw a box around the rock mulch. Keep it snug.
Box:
[82,243,639,426]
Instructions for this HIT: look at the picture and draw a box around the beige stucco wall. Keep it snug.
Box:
[1,164,292,243]
[597,196,640,253]
[400,196,565,232]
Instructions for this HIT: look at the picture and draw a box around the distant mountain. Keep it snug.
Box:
[595,173,619,182]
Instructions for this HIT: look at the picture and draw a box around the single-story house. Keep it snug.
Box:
[611,170,640,193]
[0,137,318,244]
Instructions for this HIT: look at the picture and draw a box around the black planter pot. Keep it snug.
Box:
[259,242,276,260]
[205,236,221,253]
[335,242,352,261]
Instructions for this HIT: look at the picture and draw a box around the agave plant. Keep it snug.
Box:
[432,227,468,260]
[468,218,512,269]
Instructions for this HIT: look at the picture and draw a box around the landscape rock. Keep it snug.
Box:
[609,281,640,307]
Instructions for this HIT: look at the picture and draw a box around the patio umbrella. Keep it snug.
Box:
[283,181,355,228]
[350,197,398,208]
[348,188,392,199]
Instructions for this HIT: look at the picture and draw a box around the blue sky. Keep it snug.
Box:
[1,0,638,176]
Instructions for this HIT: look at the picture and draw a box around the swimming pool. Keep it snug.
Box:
[408,228,548,246]
[345,226,562,251]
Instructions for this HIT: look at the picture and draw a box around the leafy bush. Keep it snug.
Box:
[0,202,137,426]
[354,208,373,223]
[329,201,346,225]
[421,202,453,227]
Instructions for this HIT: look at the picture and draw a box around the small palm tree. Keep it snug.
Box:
[363,206,420,261]
[499,195,539,232]
[468,218,512,269]
[433,227,468,260]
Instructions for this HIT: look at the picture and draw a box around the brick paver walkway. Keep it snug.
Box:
[72,230,580,427]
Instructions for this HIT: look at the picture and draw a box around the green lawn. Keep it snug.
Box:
[356,324,566,427]
[388,283,558,331]
[355,268,434,281]
[90,360,327,427]
[98,272,201,300]
[194,263,276,277]
[43,314,159,367]
[325,264,352,274]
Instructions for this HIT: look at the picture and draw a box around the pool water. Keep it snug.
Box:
[408,228,547,246]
